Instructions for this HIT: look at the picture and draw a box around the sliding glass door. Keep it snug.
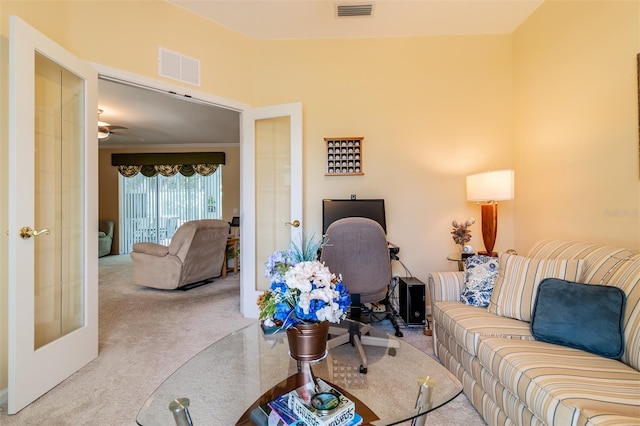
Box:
[119,168,222,252]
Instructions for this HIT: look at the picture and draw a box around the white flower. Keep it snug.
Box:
[316,305,344,323]
[259,257,351,328]
[285,261,336,292]
[297,291,311,314]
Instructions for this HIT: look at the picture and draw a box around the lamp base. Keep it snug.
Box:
[480,203,498,257]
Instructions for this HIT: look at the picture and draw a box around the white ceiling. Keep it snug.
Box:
[98,78,240,148]
[168,0,544,40]
[98,0,543,148]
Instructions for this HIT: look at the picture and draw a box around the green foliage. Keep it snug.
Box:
[289,231,322,263]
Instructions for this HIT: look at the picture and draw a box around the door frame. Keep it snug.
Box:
[92,63,249,114]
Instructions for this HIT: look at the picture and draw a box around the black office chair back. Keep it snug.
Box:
[320,217,391,304]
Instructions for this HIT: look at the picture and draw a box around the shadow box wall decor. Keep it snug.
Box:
[325,137,364,176]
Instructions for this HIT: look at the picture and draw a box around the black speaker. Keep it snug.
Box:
[398,277,426,326]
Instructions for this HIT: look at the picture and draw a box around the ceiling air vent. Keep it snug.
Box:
[336,4,374,17]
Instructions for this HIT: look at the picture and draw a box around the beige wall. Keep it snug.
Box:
[512,0,640,251]
[253,35,515,278]
[0,1,255,103]
[98,146,240,254]
[1,0,638,398]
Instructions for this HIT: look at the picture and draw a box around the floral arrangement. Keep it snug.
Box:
[257,234,351,330]
[451,218,476,247]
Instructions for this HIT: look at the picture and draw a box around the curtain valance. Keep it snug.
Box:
[111,153,225,177]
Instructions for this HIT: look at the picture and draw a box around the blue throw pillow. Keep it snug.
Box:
[530,278,626,359]
[460,255,499,307]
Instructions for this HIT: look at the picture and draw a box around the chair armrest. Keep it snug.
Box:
[132,242,169,257]
[428,271,465,304]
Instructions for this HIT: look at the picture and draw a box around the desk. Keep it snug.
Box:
[222,237,239,278]
[136,320,462,425]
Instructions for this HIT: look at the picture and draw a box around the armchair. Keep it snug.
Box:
[98,220,114,257]
[320,217,401,373]
[130,219,230,290]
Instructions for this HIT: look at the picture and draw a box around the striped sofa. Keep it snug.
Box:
[428,240,640,426]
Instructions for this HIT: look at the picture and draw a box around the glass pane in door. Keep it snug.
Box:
[255,116,291,291]
[34,52,84,349]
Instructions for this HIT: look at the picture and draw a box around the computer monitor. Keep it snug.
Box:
[322,199,386,234]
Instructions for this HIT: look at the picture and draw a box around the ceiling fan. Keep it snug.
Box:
[98,108,128,141]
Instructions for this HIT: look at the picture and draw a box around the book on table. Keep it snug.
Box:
[286,379,358,426]
[250,379,362,426]
[268,393,303,425]
[250,399,305,426]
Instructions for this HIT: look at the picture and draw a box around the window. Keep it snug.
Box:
[119,166,222,253]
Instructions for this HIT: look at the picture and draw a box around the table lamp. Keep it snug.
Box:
[466,170,514,257]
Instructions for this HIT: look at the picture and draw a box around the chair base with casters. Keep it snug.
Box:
[320,217,404,374]
[351,292,404,338]
[327,322,399,374]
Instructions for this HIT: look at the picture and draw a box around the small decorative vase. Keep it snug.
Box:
[286,321,330,362]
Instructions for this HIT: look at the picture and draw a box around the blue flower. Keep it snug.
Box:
[257,250,351,329]
[265,250,296,283]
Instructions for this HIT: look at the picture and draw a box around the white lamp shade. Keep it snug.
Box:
[466,170,514,202]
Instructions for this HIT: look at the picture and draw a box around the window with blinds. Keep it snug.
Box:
[119,166,222,253]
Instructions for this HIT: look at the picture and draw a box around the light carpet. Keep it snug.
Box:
[0,255,486,426]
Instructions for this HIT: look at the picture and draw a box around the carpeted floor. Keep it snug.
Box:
[0,255,486,425]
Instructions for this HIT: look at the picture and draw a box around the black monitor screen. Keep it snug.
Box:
[322,199,386,234]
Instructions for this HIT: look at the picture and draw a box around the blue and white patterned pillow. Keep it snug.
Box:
[460,255,499,307]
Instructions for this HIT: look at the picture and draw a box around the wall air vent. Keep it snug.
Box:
[336,4,374,17]
[158,47,200,86]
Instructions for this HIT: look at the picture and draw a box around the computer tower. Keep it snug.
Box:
[398,277,426,326]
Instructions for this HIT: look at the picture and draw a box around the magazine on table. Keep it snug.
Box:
[250,379,363,426]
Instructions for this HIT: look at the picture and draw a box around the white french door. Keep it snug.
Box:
[240,103,303,318]
[8,16,98,414]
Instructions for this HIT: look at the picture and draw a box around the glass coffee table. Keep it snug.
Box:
[136,320,462,425]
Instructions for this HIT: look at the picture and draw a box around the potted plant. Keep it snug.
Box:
[257,235,351,361]
[226,245,239,268]
[451,218,475,257]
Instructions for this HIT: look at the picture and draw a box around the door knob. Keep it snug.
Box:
[285,220,301,228]
[19,227,51,240]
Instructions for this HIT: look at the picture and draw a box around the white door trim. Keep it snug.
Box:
[91,63,250,113]
[239,102,303,319]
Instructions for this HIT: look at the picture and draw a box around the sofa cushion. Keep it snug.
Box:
[476,337,640,426]
[432,301,533,356]
[531,278,626,359]
[579,409,640,426]
[525,239,636,285]
[488,253,584,322]
[460,255,499,307]
[606,256,640,371]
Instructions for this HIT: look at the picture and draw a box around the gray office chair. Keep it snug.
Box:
[320,217,401,373]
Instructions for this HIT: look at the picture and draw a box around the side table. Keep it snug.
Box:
[447,253,465,271]
[222,237,239,278]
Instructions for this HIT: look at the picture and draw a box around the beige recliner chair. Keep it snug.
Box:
[130,219,230,290]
